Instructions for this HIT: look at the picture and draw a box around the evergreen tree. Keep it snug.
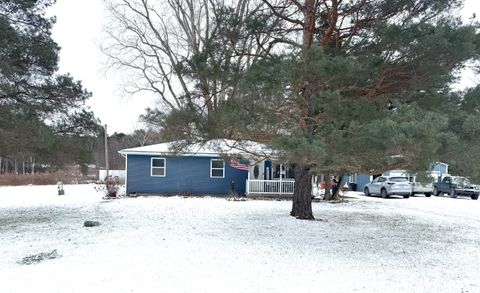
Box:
[237,0,478,218]
[0,0,101,170]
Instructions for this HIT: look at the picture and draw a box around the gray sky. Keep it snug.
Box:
[49,0,157,134]
[49,0,480,135]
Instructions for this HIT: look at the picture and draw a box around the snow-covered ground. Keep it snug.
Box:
[1,184,479,293]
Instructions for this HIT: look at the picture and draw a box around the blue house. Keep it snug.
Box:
[119,140,274,196]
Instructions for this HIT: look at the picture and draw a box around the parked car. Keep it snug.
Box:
[433,176,479,200]
[408,173,437,197]
[383,170,438,197]
[364,176,412,198]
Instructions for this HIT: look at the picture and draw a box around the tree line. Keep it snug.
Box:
[95,129,162,171]
[0,125,162,176]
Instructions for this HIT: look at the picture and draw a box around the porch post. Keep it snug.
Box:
[280,164,283,194]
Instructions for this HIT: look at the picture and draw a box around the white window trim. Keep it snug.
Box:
[151,157,166,177]
[272,164,294,180]
[272,164,283,179]
[350,173,357,184]
[210,159,225,178]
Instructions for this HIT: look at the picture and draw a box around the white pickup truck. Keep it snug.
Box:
[407,173,439,197]
[388,170,439,197]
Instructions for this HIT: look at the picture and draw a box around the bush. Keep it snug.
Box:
[105,176,120,197]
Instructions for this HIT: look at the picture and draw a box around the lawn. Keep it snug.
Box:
[0,184,479,293]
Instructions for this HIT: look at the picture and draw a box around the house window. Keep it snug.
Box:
[253,165,259,179]
[210,159,225,178]
[273,164,295,179]
[350,173,357,183]
[273,164,283,179]
[151,158,166,177]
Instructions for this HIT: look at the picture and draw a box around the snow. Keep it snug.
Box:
[1,184,479,293]
[119,139,274,158]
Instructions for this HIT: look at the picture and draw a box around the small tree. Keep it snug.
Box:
[105,176,120,197]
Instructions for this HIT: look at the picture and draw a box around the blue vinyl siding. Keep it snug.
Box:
[356,174,372,192]
[126,155,248,195]
[433,163,448,175]
[346,173,371,191]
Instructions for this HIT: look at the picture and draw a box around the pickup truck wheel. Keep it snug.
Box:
[433,187,440,196]
[381,188,388,199]
[425,192,432,197]
[471,194,479,200]
[403,193,410,199]
[364,187,370,196]
[449,188,457,198]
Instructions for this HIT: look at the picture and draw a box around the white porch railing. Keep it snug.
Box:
[246,179,295,195]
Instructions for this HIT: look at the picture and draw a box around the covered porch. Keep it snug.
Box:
[245,161,295,196]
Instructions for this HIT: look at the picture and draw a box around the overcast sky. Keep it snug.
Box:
[49,0,158,135]
[48,0,480,135]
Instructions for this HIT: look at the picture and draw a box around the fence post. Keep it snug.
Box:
[246,179,249,195]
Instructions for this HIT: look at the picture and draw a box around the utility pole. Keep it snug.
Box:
[104,124,109,178]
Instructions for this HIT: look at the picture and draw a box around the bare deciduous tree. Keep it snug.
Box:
[103,0,281,116]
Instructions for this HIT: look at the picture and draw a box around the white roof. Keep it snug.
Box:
[118,139,274,158]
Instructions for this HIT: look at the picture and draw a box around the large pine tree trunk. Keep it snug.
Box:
[332,175,343,200]
[288,0,317,221]
[303,0,316,47]
[290,165,314,220]
[324,175,343,201]
[323,173,332,200]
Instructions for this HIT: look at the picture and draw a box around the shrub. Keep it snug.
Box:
[105,176,120,197]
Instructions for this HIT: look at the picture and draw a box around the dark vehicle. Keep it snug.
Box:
[433,176,479,200]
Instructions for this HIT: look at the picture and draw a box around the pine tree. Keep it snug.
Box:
[0,0,101,169]
[237,0,478,218]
